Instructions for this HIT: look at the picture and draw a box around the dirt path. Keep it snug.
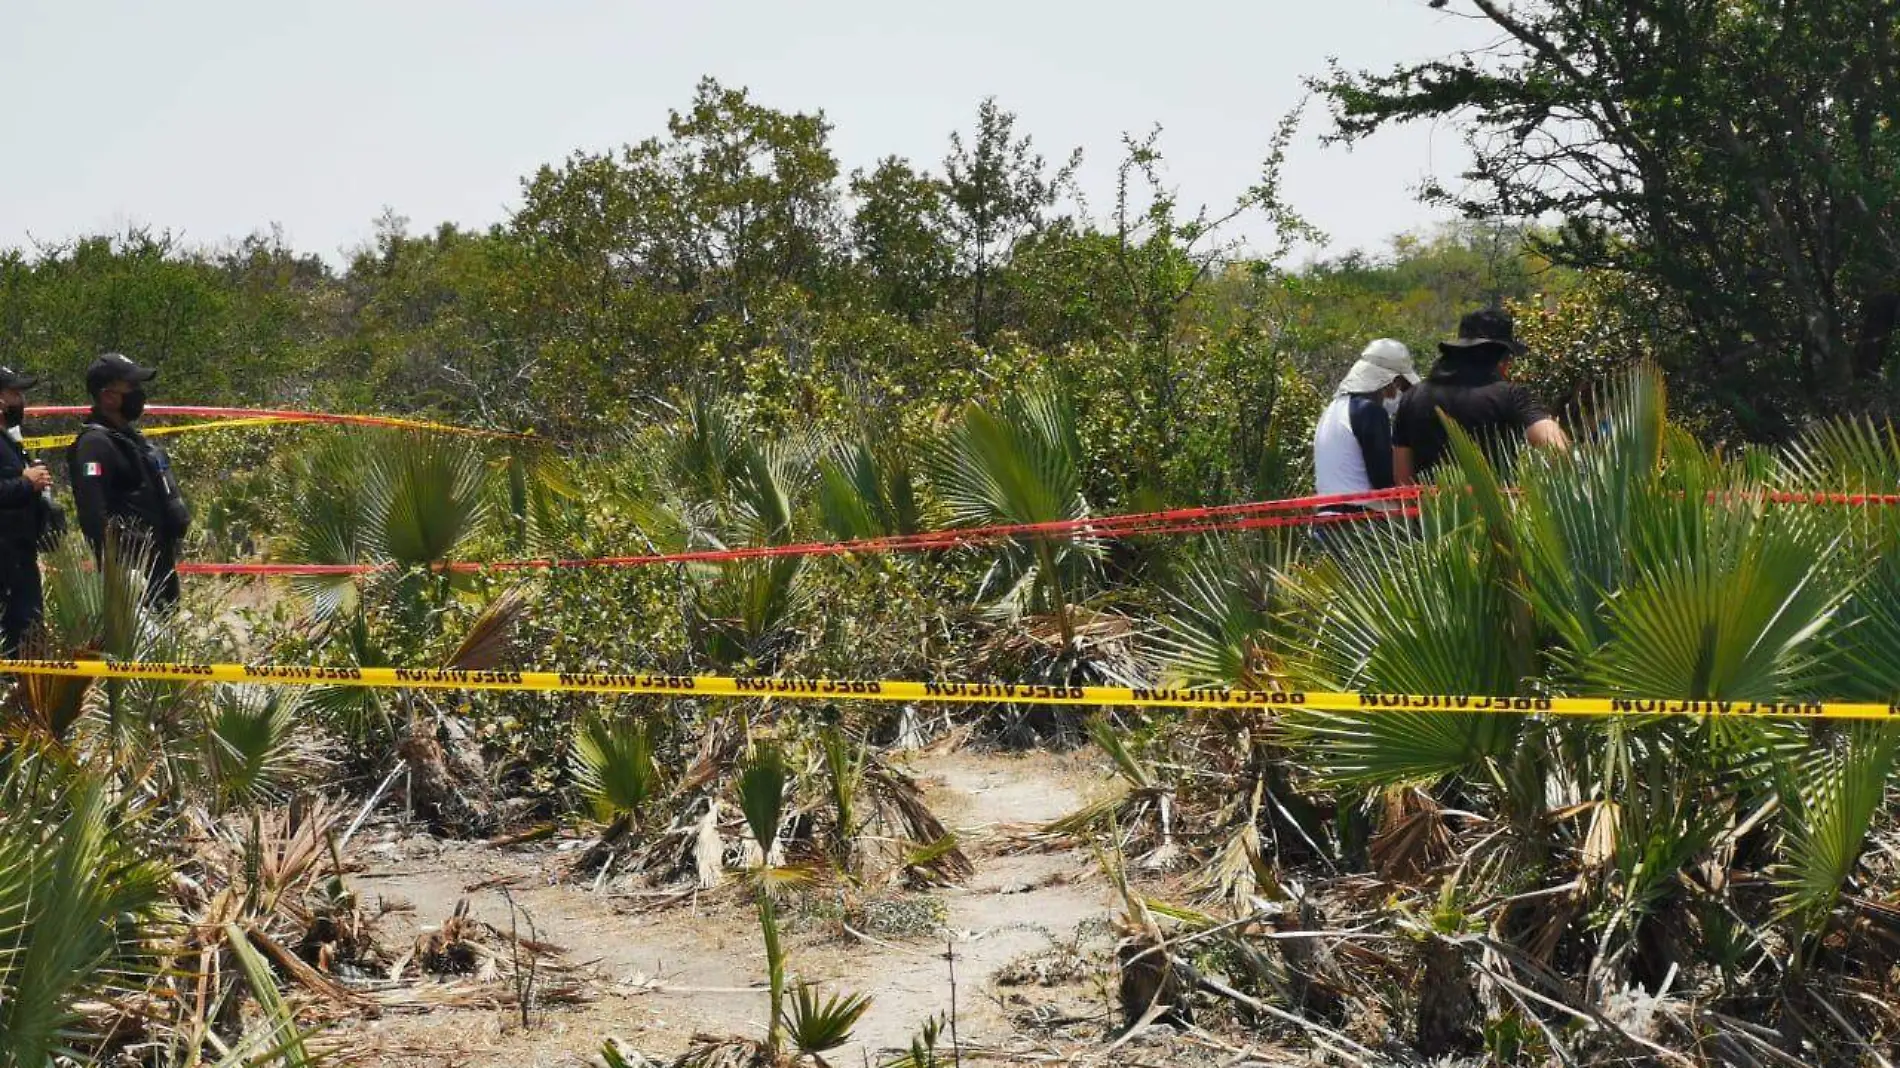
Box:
[342,748,1116,1067]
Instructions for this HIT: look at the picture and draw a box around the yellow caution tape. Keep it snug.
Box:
[0,658,1890,719]
[21,417,293,451]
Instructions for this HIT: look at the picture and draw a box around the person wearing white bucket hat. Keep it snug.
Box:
[1311,338,1419,514]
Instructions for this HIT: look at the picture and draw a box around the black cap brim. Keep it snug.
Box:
[1438,337,1525,358]
[0,372,38,391]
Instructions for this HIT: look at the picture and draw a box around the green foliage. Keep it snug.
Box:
[202,688,306,810]
[0,749,171,1067]
[737,743,791,854]
[782,983,874,1056]
[572,712,661,823]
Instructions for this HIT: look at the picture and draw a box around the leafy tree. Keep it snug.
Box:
[1314,0,1900,435]
[848,157,954,323]
[665,77,844,309]
[943,98,1079,345]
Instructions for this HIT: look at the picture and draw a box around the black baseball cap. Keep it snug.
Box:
[1438,307,1528,359]
[0,366,38,391]
[85,352,157,396]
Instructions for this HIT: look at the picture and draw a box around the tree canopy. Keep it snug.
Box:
[1315,0,1900,435]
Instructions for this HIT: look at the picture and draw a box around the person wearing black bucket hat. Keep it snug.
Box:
[1392,307,1569,484]
[0,364,58,653]
[68,352,191,611]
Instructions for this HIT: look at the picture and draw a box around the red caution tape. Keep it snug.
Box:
[178,490,1422,578]
[174,479,1900,580]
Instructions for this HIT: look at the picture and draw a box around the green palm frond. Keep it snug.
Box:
[1512,365,1669,660]
[225,923,319,1068]
[737,744,791,855]
[1086,715,1155,791]
[573,713,662,823]
[1775,416,1900,492]
[929,389,1095,628]
[307,608,395,748]
[203,686,306,809]
[1286,515,1525,787]
[930,389,1087,529]
[783,983,874,1055]
[819,725,863,866]
[816,436,925,540]
[1588,504,1844,700]
[0,750,170,1066]
[667,392,747,502]
[1609,757,1728,919]
[281,432,369,620]
[729,434,816,547]
[365,431,491,567]
[1773,723,1900,935]
[492,440,580,555]
[1151,540,1282,687]
[686,556,810,670]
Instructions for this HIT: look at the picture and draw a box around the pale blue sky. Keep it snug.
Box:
[0,0,1498,265]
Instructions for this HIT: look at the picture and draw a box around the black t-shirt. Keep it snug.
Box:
[1392,359,1550,477]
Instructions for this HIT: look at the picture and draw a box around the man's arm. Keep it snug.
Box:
[1513,385,1570,451]
[68,435,113,550]
[0,467,36,508]
[1394,446,1416,487]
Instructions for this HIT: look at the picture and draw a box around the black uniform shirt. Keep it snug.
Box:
[1392,359,1550,477]
[0,435,41,548]
[68,415,171,550]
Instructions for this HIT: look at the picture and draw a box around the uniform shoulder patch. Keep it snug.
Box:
[82,461,103,477]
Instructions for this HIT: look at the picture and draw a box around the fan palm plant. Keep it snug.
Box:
[781,982,874,1064]
[815,435,926,541]
[279,429,492,623]
[928,389,1094,647]
[1149,535,1293,689]
[736,743,796,1058]
[573,712,662,825]
[0,746,171,1067]
[198,687,310,811]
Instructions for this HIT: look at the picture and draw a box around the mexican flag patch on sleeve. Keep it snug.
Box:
[82,462,103,477]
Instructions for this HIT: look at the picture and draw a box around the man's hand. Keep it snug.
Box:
[23,464,51,491]
[1526,418,1570,451]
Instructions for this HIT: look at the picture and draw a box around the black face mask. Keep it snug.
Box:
[2,404,20,430]
[121,387,147,422]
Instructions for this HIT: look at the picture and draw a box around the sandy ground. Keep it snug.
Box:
[336,748,1127,1067]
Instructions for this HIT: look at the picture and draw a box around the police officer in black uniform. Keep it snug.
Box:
[0,365,58,653]
[68,353,191,611]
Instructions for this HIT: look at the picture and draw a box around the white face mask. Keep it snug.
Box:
[1383,396,1401,419]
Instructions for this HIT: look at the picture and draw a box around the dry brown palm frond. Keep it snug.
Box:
[671,1035,765,1068]
[401,898,575,985]
[862,758,974,884]
[1369,787,1454,884]
[10,673,94,741]
[978,606,1149,687]
[445,583,533,670]
[186,800,345,925]
[367,976,595,1014]
[1193,821,1276,906]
